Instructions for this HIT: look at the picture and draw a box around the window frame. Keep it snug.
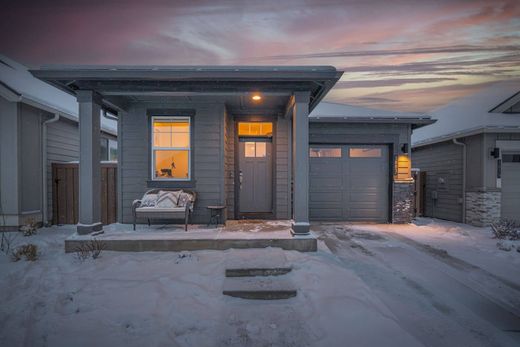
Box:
[150,116,192,181]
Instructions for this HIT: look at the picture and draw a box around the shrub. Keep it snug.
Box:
[74,239,106,261]
[491,219,520,240]
[11,244,38,262]
[19,218,38,236]
[1,231,19,255]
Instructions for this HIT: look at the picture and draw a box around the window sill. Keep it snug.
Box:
[147,180,197,189]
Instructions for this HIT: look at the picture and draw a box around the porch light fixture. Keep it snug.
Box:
[251,94,262,101]
[490,147,500,158]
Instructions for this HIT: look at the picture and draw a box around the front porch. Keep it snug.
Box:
[64,220,317,253]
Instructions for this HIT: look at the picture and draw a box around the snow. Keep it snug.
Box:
[1,219,519,346]
[412,80,520,146]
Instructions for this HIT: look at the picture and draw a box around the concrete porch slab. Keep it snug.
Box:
[64,222,317,253]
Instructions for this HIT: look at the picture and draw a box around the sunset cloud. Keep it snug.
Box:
[1,0,518,112]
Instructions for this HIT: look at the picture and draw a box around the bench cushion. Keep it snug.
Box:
[135,207,186,213]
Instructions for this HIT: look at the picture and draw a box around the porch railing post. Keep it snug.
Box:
[76,90,103,234]
[291,91,310,235]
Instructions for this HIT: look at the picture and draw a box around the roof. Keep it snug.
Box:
[0,55,117,135]
[412,81,520,147]
[309,101,434,128]
[29,65,343,112]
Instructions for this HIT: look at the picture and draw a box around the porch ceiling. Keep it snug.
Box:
[30,65,343,113]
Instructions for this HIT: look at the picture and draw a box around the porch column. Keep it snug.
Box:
[291,91,310,235]
[76,90,103,234]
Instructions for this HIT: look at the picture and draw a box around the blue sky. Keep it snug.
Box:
[1,0,519,112]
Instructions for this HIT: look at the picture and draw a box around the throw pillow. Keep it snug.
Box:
[156,191,181,208]
[177,192,193,208]
[140,194,158,207]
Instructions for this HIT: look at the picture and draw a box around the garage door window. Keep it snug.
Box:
[349,148,382,158]
[310,147,341,158]
[503,154,520,163]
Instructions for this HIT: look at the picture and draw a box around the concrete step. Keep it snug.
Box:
[223,277,297,300]
[226,267,292,277]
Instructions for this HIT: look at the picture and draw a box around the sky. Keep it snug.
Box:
[1,0,519,112]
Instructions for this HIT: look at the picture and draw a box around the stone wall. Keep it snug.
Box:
[393,181,414,223]
[465,191,501,227]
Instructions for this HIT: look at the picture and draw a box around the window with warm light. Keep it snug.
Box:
[238,122,273,137]
[244,142,267,157]
[151,117,191,180]
[395,154,412,181]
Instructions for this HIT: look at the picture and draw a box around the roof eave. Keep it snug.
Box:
[309,116,435,128]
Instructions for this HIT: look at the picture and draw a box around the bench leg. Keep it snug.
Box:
[133,214,136,231]
[147,218,151,227]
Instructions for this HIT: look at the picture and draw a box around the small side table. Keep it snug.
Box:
[207,205,226,227]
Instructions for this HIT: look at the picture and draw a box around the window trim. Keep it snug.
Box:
[150,116,192,181]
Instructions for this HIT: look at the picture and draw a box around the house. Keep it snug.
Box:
[30,65,432,235]
[0,56,117,230]
[412,81,520,226]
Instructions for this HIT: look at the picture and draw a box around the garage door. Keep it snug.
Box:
[310,145,389,222]
[501,152,520,222]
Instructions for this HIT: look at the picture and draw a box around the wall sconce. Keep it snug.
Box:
[490,147,500,158]
[400,143,408,154]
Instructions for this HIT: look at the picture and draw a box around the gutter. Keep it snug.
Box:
[42,113,60,226]
[452,138,466,223]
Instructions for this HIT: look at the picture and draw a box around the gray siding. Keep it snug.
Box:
[19,103,43,213]
[275,115,290,219]
[310,123,409,148]
[412,141,463,222]
[0,96,20,226]
[120,102,225,224]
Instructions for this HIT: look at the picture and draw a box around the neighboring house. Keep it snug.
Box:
[412,81,520,226]
[0,56,117,230]
[31,65,432,235]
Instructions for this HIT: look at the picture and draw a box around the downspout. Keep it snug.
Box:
[453,138,466,223]
[42,113,60,226]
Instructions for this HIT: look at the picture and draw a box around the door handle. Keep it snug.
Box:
[239,170,243,190]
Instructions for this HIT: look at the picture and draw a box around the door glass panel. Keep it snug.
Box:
[245,142,256,157]
[349,148,382,158]
[256,142,266,157]
[309,147,341,157]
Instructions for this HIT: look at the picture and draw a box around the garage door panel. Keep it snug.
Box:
[310,208,343,219]
[309,177,342,190]
[310,191,342,202]
[310,144,389,221]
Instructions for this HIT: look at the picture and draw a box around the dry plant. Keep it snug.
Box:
[11,244,38,262]
[491,219,520,240]
[20,218,38,237]
[74,239,106,261]
[1,231,19,255]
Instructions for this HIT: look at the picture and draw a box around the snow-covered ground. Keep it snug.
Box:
[0,219,519,346]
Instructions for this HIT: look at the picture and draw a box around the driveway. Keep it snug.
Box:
[313,219,520,347]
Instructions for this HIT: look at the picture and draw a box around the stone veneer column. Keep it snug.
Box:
[465,191,501,227]
[392,181,414,223]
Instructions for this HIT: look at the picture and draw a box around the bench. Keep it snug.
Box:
[132,189,197,231]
